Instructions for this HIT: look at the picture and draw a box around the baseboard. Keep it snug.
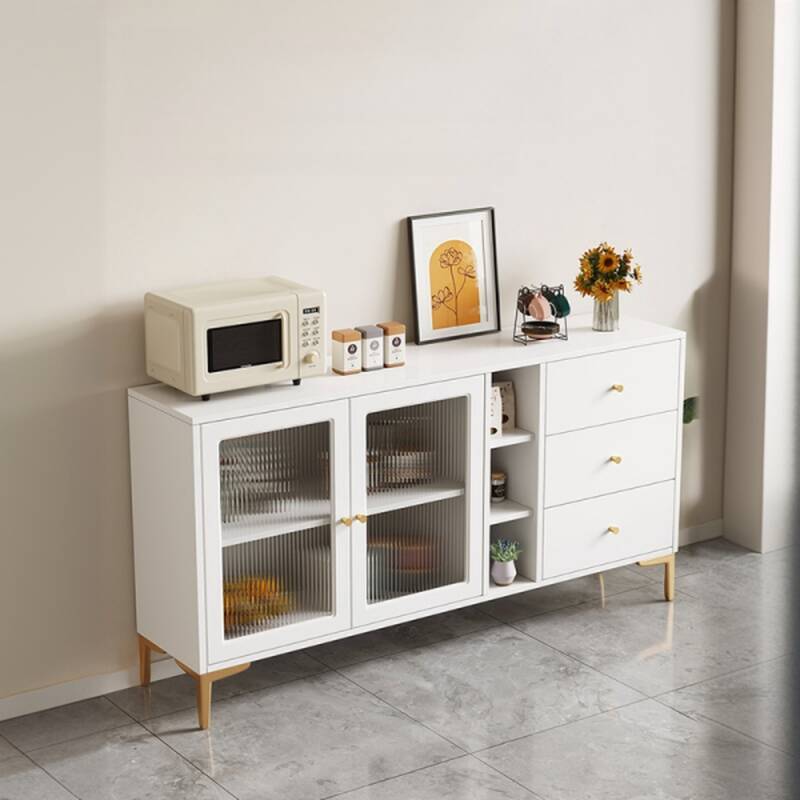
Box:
[679,518,723,546]
[0,658,183,723]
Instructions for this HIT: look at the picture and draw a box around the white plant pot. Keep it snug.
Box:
[491,560,517,586]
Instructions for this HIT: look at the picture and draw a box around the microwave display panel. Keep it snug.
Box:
[207,319,283,373]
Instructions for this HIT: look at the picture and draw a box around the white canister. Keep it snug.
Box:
[377,321,406,367]
[355,325,384,371]
[488,386,503,439]
[331,329,361,375]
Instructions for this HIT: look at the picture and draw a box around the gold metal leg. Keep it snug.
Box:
[137,634,250,729]
[637,553,676,602]
[137,634,165,687]
[176,659,251,730]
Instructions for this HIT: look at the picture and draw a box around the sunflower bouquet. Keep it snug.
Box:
[573,243,643,302]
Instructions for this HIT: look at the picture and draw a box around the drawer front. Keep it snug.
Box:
[542,481,675,579]
[544,411,677,507]
[546,340,681,434]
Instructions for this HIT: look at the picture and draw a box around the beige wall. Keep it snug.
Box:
[0,0,735,698]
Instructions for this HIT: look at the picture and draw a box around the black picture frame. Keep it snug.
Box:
[407,206,501,345]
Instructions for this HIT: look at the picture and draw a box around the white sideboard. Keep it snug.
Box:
[128,315,685,728]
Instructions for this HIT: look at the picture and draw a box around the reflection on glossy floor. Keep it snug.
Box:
[1,538,795,799]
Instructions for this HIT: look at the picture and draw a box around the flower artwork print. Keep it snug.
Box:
[408,207,500,344]
[429,240,481,329]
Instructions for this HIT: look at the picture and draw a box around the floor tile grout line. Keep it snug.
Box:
[318,752,468,800]
[10,718,141,759]
[142,729,243,800]
[313,616,502,671]
[331,666,470,755]
[471,695,649,758]
[19,749,85,800]
[463,757,549,800]
[650,695,795,757]
[651,652,792,699]
[505,621,653,699]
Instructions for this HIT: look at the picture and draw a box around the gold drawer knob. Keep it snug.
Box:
[607,526,620,535]
[609,455,623,464]
[355,513,368,524]
[611,384,624,392]
[339,516,353,527]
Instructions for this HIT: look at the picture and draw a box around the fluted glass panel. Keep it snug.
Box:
[222,525,331,639]
[366,497,465,603]
[367,397,466,494]
[219,422,330,543]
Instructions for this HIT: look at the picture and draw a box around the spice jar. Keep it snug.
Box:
[490,471,506,503]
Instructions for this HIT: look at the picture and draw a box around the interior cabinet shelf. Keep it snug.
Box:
[366,480,465,516]
[221,500,332,547]
[486,575,537,598]
[489,500,532,526]
[489,427,534,449]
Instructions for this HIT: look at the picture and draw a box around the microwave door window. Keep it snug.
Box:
[207,319,283,373]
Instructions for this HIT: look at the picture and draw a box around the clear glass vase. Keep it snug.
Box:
[593,293,619,332]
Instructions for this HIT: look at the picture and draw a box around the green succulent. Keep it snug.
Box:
[490,539,522,563]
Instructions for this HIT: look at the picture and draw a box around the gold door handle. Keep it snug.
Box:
[339,516,353,527]
[609,455,623,464]
[611,384,624,392]
[355,513,368,524]
[607,526,620,535]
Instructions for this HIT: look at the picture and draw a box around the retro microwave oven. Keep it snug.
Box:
[144,277,326,399]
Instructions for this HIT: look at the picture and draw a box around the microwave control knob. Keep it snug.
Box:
[303,351,320,366]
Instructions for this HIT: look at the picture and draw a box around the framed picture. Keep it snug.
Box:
[407,207,501,344]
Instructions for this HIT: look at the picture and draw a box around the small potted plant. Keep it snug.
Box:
[573,242,643,331]
[490,539,522,586]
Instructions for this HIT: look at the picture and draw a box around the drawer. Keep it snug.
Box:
[545,340,681,434]
[542,481,674,579]
[544,411,677,507]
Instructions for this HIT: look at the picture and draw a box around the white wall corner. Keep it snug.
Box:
[679,518,724,547]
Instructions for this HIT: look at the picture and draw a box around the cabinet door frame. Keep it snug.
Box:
[349,375,485,626]
[201,400,351,666]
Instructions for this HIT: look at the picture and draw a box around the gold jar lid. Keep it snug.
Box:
[491,471,506,481]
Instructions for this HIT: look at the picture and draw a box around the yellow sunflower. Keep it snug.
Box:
[597,249,619,274]
[614,278,631,293]
[633,265,643,284]
[592,281,614,302]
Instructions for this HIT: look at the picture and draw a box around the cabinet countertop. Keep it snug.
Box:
[128,315,685,426]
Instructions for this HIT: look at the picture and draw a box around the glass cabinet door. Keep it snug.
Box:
[202,401,350,664]
[350,376,484,626]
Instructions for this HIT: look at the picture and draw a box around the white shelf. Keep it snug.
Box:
[489,427,534,449]
[487,574,537,598]
[367,480,465,516]
[222,500,331,547]
[489,500,532,525]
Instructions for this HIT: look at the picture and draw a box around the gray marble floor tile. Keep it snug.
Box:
[146,671,461,800]
[340,626,642,752]
[625,536,752,583]
[0,755,75,800]
[31,723,233,800]
[515,586,789,696]
[0,697,131,753]
[0,736,20,762]
[306,606,497,668]
[332,755,539,799]
[479,699,792,800]
[676,548,792,617]
[482,567,651,623]
[106,649,325,721]
[659,655,799,754]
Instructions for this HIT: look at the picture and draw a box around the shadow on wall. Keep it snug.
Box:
[677,0,736,531]
[391,219,414,339]
[0,304,149,696]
